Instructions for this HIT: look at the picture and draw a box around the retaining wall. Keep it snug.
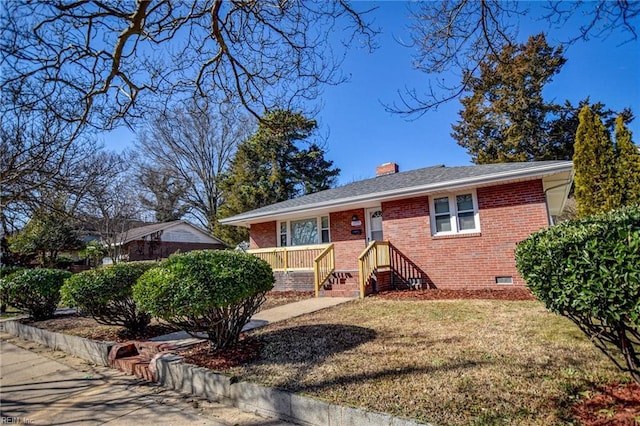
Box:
[2,320,429,426]
[1,319,113,366]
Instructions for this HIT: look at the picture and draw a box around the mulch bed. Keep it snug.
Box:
[180,336,263,371]
[259,290,314,311]
[375,288,536,301]
[572,383,640,425]
[22,314,176,342]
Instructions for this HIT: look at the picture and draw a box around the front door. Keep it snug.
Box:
[366,207,383,243]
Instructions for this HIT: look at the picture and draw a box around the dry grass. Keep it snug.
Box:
[228,299,626,425]
[258,291,314,311]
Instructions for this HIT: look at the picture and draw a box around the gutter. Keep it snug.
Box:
[220,162,573,226]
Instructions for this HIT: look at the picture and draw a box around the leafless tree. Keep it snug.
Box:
[389,0,639,117]
[137,166,190,223]
[79,156,143,264]
[136,99,251,233]
[0,92,104,233]
[1,1,377,131]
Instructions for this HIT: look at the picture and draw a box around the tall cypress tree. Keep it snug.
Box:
[614,115,640,206]
[573,105,619,217]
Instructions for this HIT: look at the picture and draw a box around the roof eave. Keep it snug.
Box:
[219,162,574,227]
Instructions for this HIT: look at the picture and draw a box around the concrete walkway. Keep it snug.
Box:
[0,336,293,425]
[151,296,354,343]
[0,297,355,425]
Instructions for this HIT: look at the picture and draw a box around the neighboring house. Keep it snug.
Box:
[114,220,226,262]
[219,161,573,298]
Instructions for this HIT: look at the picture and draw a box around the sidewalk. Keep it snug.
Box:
[0,336,293,425]
[150,296,354,343]
[1,297,356,425]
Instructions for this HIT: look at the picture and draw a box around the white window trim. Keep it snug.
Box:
[277,215,331,247]
[429,190,481,236]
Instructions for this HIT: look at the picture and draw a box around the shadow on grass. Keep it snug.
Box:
[254,323,377,363]
[246,323,488,393]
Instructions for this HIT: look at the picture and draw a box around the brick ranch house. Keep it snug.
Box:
[219,161,574,298]
[112,220,226,262]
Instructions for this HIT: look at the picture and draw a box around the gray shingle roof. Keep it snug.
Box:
[220,161,573,225]
[117,220,225,245]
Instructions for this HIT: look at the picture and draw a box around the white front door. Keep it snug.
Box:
[366,207,383,243]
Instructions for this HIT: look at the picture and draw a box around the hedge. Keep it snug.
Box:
[516,204,640,382]
[133,250,274,349]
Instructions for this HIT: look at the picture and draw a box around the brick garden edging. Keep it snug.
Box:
[1,319,113,366]
[1,320,429,426]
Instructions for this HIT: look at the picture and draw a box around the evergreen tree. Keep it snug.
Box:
[219,110,339,245]
[452,34,567,164]
[614,116,640,206]
[8,210,83,267]
[573,106,619,217]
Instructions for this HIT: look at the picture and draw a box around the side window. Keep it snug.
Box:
[430,192,479,235]
[321,216,330,243]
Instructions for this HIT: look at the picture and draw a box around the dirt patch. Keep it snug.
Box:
[23,314,175,342]
[572,383,640,425]
[375,288,536,301]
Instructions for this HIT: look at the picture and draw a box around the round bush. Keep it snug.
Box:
[0,267,26,313]
[61,261,157,334]
[133,250,274,349]
[516,204,640,382]
[2,268,71,320]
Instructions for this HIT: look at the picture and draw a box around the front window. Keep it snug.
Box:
[430,192,480,235]
[290,218,318,246]
[278,216,330,246]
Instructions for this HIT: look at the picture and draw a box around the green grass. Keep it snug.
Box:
[0,305,22,319]
[227,299,626,425]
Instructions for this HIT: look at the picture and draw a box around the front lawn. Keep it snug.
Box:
[221,298,626,425]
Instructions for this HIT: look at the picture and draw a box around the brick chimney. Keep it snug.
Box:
[376,162,399,176]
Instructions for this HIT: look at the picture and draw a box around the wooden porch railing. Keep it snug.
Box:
[314,244,335,297]
[248,244,330,271]
[248,244,335,297]
[358,241,390,299]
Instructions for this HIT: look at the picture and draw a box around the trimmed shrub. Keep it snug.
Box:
[0,266,26,313]
[516,204,640,382]
[133,250,274,349]
[1,268,71,320]
[61,262,157,334]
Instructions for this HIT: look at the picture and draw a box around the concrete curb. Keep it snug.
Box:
[153,353,430,426]
[1,319,113,366]
[2,320,430,426]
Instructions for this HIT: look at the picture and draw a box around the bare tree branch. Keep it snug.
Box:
[389,0,638,117]
[2,1,377,130]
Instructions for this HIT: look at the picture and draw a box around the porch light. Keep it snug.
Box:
[352,215,359,221]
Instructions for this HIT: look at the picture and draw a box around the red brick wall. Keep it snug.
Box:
[126,241,225,261]
[246,179,550,291]
[383,180,549,289]
[330,209,366,271]
[249,221,277,249]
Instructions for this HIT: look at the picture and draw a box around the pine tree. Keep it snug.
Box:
[573,106,619,217]
[614,115,640,206]
[218,110,339,245]
[452,34,567,163]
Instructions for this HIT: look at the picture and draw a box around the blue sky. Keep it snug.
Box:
[102,1,640,186]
